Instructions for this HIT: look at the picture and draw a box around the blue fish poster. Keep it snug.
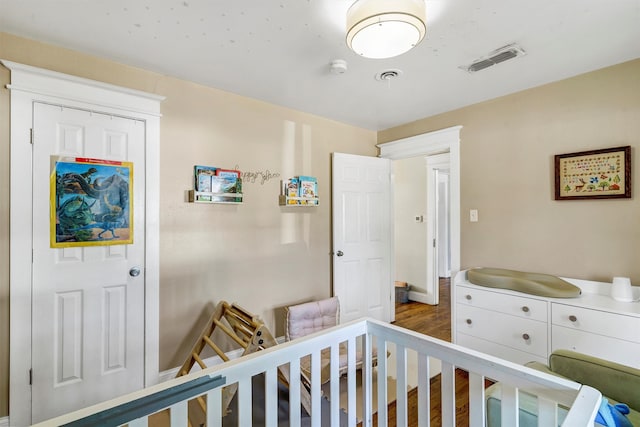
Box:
[50,157,133,247]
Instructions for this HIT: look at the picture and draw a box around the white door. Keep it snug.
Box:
[332,153,391,323]
[31,103,146,422]
[437,172,451,278]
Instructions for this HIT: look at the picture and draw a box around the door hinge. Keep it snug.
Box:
[30,128,33,144]
[29,369,32,385]
[433,238,436,248]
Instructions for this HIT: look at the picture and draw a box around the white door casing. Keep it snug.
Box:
[32,104,145,421]
[332,153,392,323]
[378,126,461,307]
[2,60,163,426]
[426,153,450,305]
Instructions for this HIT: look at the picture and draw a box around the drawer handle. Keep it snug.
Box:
[522,333,530,341]
[569,315,577,322]
[521,306,530,313]
[465,294,472,300]
[466,318,472,325]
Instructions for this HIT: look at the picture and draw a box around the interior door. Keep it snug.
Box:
[437,172,451,278]
[426,153,450,305]
[31,103,146,422]
[332,153,391,323]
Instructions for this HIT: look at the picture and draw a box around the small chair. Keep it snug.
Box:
[285,297,374,384]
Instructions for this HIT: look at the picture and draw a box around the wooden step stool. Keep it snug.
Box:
[176,301,310,422]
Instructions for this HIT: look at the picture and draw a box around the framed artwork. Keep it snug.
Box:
[50,157,133,247]
[555,146,631,200]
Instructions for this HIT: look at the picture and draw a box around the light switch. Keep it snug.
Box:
[470,209,478,222]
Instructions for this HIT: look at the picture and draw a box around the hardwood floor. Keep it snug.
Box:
[378,278,477,427]
[393,278,452,341]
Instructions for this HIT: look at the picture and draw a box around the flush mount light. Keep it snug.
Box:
[346,0,426,59]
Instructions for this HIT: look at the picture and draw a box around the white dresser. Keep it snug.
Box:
[453,270,640,368]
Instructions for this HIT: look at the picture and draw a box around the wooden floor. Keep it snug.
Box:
[376,278,476,427]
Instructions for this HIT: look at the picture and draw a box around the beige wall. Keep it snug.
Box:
[0,32,377,417]
[380,59,640,284]
[394,156,428,293]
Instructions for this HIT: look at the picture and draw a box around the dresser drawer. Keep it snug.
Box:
[457,285,547,322]
[457,304,548,357]
[457,333,547,366]
[552,326,640,369]
[551,303,640,343]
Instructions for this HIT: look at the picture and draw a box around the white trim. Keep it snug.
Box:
[426,153,450,305]
[407,290,430,304]
[2,60,163,116]
[378,125,461,312]
[377,126,462,160]
[0,416,8,427]
[1,59,164,426]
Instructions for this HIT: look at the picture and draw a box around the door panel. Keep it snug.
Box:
[32,103,145,422]
[332,153,391,323]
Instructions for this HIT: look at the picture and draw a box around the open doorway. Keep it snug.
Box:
[392,153,451,305]
[377,125,461,315]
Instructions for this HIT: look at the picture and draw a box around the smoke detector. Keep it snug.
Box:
[330,59,348,75]
[460,43,526,73]
[375,69,403,82]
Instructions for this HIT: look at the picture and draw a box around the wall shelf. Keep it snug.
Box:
[279,195,319,206]
[189,190,243,204]
[280,176,318,206]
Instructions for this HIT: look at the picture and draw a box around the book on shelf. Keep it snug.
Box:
[285,177,299,205]
[298,175,317,205]
[216,169,241,179]
[194,165,217,192]
[193,165,242,202]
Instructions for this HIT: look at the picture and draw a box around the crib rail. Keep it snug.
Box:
[33,318,601,427]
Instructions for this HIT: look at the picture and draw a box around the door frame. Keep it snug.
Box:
[1,60,164,426]
[377,125,461,306]
[426,153,450,305]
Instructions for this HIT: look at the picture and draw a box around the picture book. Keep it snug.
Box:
[194,165,217,191]
[216,169,241,179]
[198,174,212,192]
[286,177,299,205]
[298,175,317,205]
[211,175,239,202]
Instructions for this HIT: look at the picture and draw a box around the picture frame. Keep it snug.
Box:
[554,146,631,200]
[51,156,134,247]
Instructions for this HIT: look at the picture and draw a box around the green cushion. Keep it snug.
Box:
[467,267,581,298]
[486,351,640,427]
[549,350,640,412]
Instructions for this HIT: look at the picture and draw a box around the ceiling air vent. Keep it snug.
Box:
[460,43,526,73]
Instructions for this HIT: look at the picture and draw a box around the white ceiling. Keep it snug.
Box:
[1,0,639,131]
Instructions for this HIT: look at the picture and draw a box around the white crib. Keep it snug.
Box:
[32,318,601,427]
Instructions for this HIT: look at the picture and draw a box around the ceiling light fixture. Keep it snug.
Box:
[346,0,426,59]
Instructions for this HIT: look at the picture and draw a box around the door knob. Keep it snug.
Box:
[129,267,141,277]
[336,250,344,257]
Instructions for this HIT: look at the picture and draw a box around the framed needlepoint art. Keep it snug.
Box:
[554,146,631,200]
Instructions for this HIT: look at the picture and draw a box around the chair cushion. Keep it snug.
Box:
[285,297,339,341]
[548,350,640,412]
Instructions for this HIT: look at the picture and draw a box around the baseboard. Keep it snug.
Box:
[0,416,9,427]
[408,290,435,305]
[158,336,286,383]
